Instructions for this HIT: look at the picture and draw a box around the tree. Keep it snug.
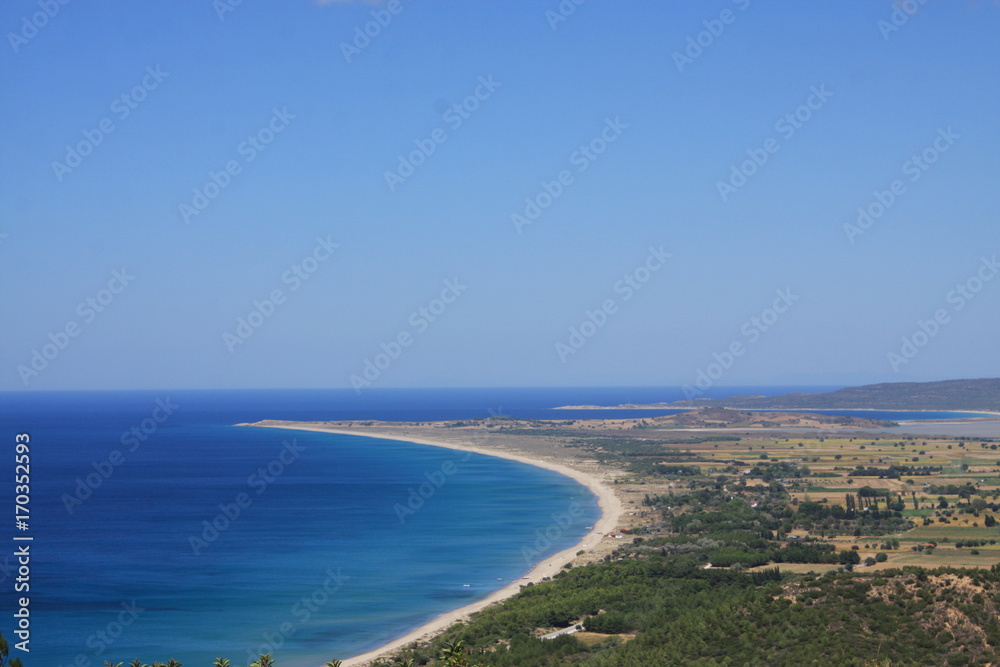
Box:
[839,549,861,565]
[439,640,484,667]
[250,656,274,667]
[0,633,24,667]
[213,660,231,667]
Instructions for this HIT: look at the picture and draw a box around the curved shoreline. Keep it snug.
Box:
[248,422,624,667]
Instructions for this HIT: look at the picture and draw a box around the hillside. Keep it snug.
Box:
[669,378,1000,413]
[417,565,1000,666]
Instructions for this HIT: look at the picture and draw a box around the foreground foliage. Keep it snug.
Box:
[392,561,999,666]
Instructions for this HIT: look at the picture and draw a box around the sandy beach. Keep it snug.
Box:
[248,421,625,667]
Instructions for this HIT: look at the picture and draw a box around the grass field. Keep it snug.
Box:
[768,563,842,574]
[572,632,635,647]
[873,548,1000,569]
[901,508,934,517]
[899,525,1000,542]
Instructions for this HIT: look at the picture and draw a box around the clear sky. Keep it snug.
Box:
[1,0,998,391]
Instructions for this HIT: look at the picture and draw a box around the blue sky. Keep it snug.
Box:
[1,0,998,391]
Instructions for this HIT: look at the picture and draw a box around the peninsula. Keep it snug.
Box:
[240,382,1000,666]
[556,378,1000,414]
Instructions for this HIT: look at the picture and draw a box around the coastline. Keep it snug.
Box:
[247,422,625,667]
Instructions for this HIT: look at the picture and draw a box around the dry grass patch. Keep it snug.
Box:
[573,632,635,647]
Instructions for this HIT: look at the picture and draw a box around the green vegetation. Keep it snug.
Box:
[396,564,1000,666]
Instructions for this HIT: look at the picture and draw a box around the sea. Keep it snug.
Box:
[0,386,988,667]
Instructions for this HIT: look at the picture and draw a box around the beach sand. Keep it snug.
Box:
[248,422,625,667]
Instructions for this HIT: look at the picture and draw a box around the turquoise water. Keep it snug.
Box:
[0,392,600,666]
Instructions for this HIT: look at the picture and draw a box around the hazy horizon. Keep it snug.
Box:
[3,1,998,392]
[5,379,995,397]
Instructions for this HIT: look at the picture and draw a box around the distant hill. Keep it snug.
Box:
[670,378,1000,412]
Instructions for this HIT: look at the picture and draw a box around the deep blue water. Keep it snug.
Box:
[0,387,984,666]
